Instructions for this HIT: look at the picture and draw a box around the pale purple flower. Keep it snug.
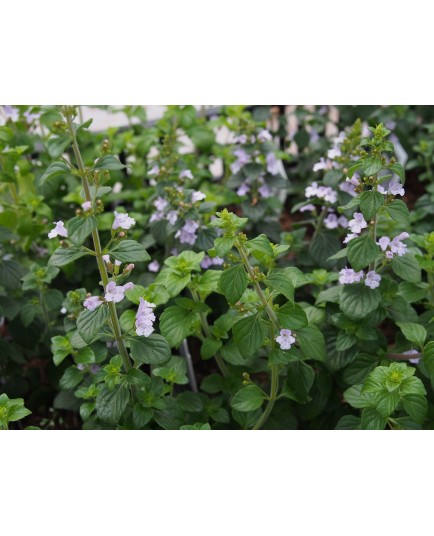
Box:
[237,182,250,196]
[81,201,92,212]
[112,182,123,194]
[305,182,320,198]
[60,307,67,314]
[114,260,122,267]
[339,267,364,285]
[200,256,213,269]
[319,187,337,204]
[343,233,358,244]
[365,271,381,289]
[83,296,103,310]
[390,234,408,257]
[388,180,405,196]
[149,165,159,176]
[154,197,168,211]
[48,221,68,239]
[333,131,346,145]
[212,256,224,265]
[230,148,251,174]
[179,169,193,180]
[338,215,348,227]
[112,211,136,230]
[348,212,367,234]
[275,329,296,350]
[135,298,156,337]
[403,349,420,364]
[102,254,110,263]
[148,260,160,273]
[104,281,134,303]
[3,105,19,122]
[309,130,320,144]
[327,147,341,159]
[175,220,199,245]
[300,204,316,213]
[23,109,40,123]
[150,211,164,223]
[258,184,272,198]
[266,152,279,175]
[191,191,206,203]
[346,176,360,187]
[324,214,339,229]
[166,210,178,225]
[313,157,334,172]
[339,181,357,197]
[234,134,248,144]
[378,237,391,251]
[258,129,272,142]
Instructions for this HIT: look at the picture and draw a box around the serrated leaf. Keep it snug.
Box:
[39,161,70,185]
[392,254,421,283]
[96,384,130,423]
[109,240,150,263]
[66,216,97,245]
[362,157,383,176]
[347,234,379,271]
[282,361,315,403]
[94,154,126,171]
[266,269,295,302]
[77,305,110,343]
[48,246,88,267]
[46,135,71,158]
[276,302,308,330]
[231,385,266,412]
[218,264,248,305]
[233,313,266,357]
[396,322,427,349]
[340,283,381,319]
[129,334,171,365]
[359,190,384,220]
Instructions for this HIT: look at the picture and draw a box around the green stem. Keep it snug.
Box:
[189,287,229,378]
[309,206,328,251]
[236,242,280,430]
[64,108,132,372]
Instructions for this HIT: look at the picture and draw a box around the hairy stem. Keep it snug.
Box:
[64,108,132,371]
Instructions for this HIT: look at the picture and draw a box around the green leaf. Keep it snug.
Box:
[245,234,274,257]
[343,384,374,409]
[362,157,383,176]
[296,325,326,361]
[340,284,381,319]
[94,154,126,171]
[51,335,72,366]
[396,322,427,350]
[195,270,221,298]
[282,361,315,403]
[218,264,248,305]
[347,234,379,271]
[7,403,32,422]
[266,269,295,302]
[335,415,361,430]
[375,390,400,417]
[231,385,266,412]
[401,394,427,423]
[46,135,71,158]
[361,407,387,430]
[233,313,266,357]
[77,305,110,344]
[66,216,97,245]
[180,423,211,430]
[153,356,189,385]
[59,367,83,390]
[276,302,308,330]
[388,162,405,184]
[96,384,130,424]
[48,246,88,267]
[177,392,204,413]
[159,306,199,347]
[0,260,25,289]
[132,405,153,428]
[129,334,171,365]
[109,240,151,263]
[359,191,384,220]
[39,161,70,185]
[392,254,421,283]
[342,353,378,385]
[384,200,410,224]
[214,236,235,257]
[201,338,222,360]
[164,270,191,296]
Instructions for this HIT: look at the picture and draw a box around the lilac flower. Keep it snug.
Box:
[324,214,339,229]
[104,281,134,303]
[309,130,320,144]
[313,157,334,172]
[305,182,337,203]
[148,165,159,176]
[339,181,357,197]
[191,191,206,203]
[150,211,164,223]
[83,296,103,310]
[300,204,316,213]
[234,134,248,145]
[333,131,346,145]
[378,237,390,251]
[258,184,272,198]
[154,197,168,211]
[346,176,360,187]
[275,329,296,350]
[148,260,160,273]
[23,109,40,123]
[258,129,272,142]
[388,180,405,196]
[348,212,367,234]
[266,152,279,175]
[175,220,199,245]
[365,271,381,289]
[135,298,156,337]
[230,148,251,174]
[201,255,224,269]
[305,182,319,198]
[338,215,348,227]
[112,182,123,194]
[237,182,250,196]
[81,201,92,212]
[403,349,420,365]
[112,211,136,230]
[338,267,364,285]
[343,233,358,244]
[102,254,110,263]
[327,147,341,159]
[377,232,409,258]
[166,210,178,225]
[179,169,193,180]
[48,221,68,239]
[3,105,19,122]
[114,260,122,267]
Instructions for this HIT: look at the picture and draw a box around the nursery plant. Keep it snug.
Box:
[0,104,433,429]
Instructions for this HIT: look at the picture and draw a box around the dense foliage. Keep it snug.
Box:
[1,104,433,430]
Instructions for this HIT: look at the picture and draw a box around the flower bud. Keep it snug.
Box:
[118,231,126,238]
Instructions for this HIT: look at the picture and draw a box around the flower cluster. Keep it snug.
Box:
[112,211,136,230]
[200,255,224,269]
[323,212,348,230]
[377,232,409,258]
[339,267,381,289]
[175,220,200,245]
[135,298,156,337]
[304,182,337,204]
[237,176,272,199]
[377,179,405,197]
[343,212,368,243]
[230,148,251,174]
[275,329,296,350]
